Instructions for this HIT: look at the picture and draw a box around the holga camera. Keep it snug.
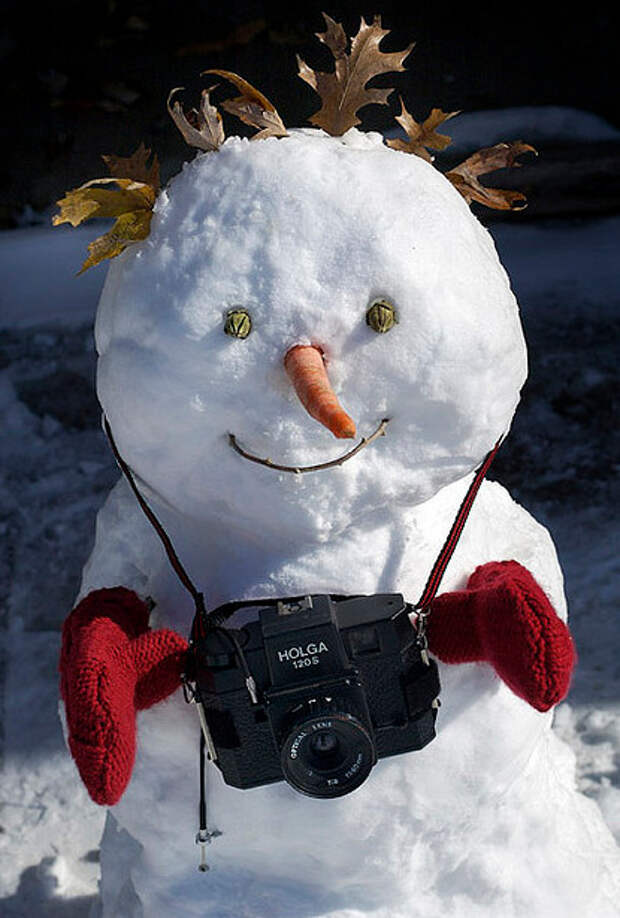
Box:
[192,593,440,798]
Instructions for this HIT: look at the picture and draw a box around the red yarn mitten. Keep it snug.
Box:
[59,587,188,805]
[427,561,576,712]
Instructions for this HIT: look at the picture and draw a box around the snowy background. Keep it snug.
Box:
[0,106,619,914]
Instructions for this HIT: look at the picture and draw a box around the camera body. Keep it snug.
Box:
[194,593,440,798]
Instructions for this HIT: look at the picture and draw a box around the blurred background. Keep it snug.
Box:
[1,0,619,223]
[1,3,619,914]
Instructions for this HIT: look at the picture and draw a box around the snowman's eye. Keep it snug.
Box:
[366,299,398,334]
[224,308,252,339]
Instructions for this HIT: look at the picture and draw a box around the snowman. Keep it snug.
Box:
[55,15,620,918]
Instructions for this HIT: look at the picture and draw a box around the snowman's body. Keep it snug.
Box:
[75,130,620,916]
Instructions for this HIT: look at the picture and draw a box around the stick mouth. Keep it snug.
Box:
[228,419,389,474]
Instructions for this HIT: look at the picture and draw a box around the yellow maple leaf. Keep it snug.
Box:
[53,147,159,273]
[102,141,161,189]
[77,207,154,274]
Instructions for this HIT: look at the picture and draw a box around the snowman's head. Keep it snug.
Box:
[94,126,527,543]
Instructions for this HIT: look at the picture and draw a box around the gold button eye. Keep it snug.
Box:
[224,308,252,339]
[366,299,398,333]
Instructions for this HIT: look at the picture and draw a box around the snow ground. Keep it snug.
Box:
[1,112,619,914]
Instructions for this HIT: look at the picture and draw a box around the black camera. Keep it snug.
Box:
[192,593,440,799]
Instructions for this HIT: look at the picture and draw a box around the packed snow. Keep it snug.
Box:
[94,127,526,545]
[1,107,619,917]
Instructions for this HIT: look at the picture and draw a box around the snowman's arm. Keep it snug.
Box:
[427,559,576,712]
[60,479,190,805]
[59,585,188,805]
[77,477,165,602]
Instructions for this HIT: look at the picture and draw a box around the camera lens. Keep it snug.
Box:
[281,710,376,798]
[310,730,339,755]
[307,730,344,770]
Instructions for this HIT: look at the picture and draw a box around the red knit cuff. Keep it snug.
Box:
[427,561,576,712]
[59,587,188,805]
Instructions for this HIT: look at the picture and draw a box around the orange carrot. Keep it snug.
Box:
[284,345,356,439]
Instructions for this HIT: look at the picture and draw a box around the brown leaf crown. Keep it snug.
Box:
[53,13,536,272]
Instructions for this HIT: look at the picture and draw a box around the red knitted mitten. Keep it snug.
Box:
[59,587,188,805]
[427,561,576,711]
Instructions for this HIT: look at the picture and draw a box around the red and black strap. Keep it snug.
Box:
[105,412,502,628]
[415,438,503,610]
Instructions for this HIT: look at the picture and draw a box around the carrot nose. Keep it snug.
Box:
[284,345,356,439]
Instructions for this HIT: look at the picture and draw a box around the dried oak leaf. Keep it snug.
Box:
[53,176,156,273]
[203,69,287,139]
[386,98,458,162]
[102,141,161,189]
[168,87,225,151]
[297,13,413,136]
[446,141,537,210]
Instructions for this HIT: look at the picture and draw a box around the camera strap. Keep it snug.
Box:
[103,415,243,869]
[411,436,503,655]
[103,416,209,630]
[103,416,503,867]
[416,437,503,608]
[104,413,503,656]
[104,414,502,614]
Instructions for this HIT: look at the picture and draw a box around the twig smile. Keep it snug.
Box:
[228,418,390,474]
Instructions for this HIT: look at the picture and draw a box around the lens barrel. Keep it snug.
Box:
[280,710,376,798]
